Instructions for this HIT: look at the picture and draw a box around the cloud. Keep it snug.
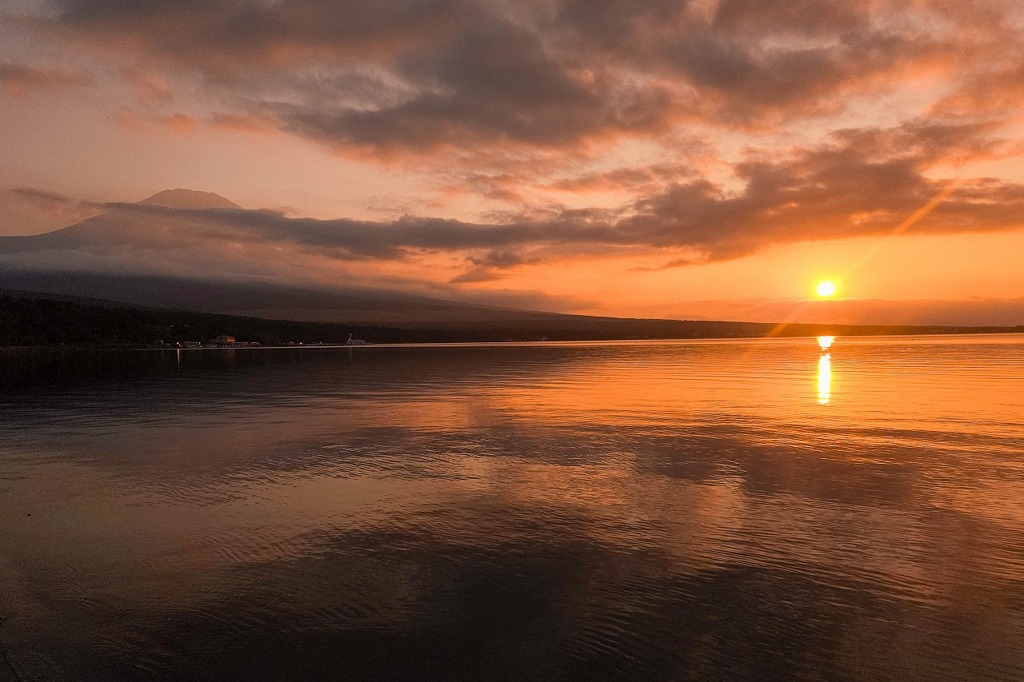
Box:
[5,165,1023,320]
[448,267,505,284]
[24,0,1011,156]
[119,67,175,101]
[7,0,1024,295]
[448,250,540,283]
[11,187,75,205]
[553,0,960,124]
[932,61,1024,120]
[0,61,91,94]
[208,112,275,134]
[545,163,700,195]
[468,251,533,268]
[83,117,1024,266]
[112,109,200,134]
[265,17,678,155]
[160,112,197,134]
[0,187,102,235]
[33,0,470,77]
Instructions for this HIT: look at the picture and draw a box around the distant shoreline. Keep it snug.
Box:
[3,329,1023,353]
[2,290,1022,349]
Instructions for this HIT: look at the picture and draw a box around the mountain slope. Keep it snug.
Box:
[139,188,241,209]
[0,189,553,324]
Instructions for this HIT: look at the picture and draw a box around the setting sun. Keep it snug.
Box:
[816,280,838,298]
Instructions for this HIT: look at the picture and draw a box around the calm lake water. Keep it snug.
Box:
[1,336,1023,681]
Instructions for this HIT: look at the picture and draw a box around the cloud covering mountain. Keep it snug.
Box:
[0,188,1019,326]
[2,1,1024,324]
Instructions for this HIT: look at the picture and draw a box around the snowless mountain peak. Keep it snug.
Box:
[138,189,241,210]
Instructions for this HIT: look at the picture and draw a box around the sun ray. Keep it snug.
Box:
[843,178,964,278]
[767,179,962,337]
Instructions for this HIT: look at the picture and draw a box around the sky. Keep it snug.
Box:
[2,0,1024,325]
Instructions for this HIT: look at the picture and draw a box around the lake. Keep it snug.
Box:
[1,336,1023,680]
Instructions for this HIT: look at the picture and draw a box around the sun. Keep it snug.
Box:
[815,280,837,298]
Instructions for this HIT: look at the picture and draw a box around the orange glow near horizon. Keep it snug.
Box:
[6,0,1024,329]
[760,180,977,333]
[841,179,965,286]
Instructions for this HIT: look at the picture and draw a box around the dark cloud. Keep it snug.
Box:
[12,187,74,205]
[26,0,1007,155]
[448,267,507,284]
[450,250,539,283]
[268,16,676,153]
[45,0,467,68]
[467,251,532,268]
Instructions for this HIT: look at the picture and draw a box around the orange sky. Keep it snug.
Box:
[2,0,1024,325]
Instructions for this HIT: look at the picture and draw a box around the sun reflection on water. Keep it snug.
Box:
[818,352,831,405]
[816,336,834,405]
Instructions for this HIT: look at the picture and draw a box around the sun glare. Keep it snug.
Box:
[815,280,837,298]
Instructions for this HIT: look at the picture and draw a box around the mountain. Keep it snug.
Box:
[0,189,236,254]
[0,190,565,325]
[4,189,1020,331]
[0,271,572,326]
[138,188,241,210]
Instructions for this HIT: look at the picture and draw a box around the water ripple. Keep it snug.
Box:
[2,337,1023,680]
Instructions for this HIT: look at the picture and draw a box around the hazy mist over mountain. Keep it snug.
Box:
[1,189,1021,327]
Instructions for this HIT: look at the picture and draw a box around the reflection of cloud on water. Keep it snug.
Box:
[3,453,1023,678]
[4,341,1024,679]
[9,447,1017,679]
